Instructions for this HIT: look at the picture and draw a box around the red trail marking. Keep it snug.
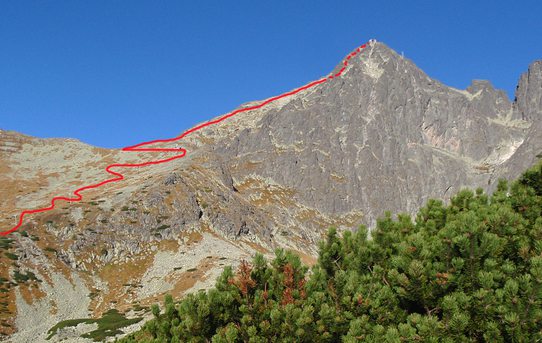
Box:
[1,41,370,236]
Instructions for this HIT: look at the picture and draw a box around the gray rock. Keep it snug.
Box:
[196,42,539,228]
[515,60,542,121]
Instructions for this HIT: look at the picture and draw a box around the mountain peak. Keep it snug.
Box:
[367,40,401,57]
[326,41,404,78]
[355,41,404,67]
[330,40,432,88]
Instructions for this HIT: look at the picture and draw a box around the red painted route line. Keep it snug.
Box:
[1,42,369,236]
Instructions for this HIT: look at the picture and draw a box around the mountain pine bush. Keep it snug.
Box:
[119,161,542,342]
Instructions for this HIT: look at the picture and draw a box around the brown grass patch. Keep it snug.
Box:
[166,258,217,299]
[290,249,318,267]
[179,230,203,245]
[295,208,363,229]
[233,160,262,172]
[195,135,216,145]
[18,282,46,305]
[474,163,491,172]
[235,178,296,207]
[158,239,179,252]
[241,240,270,254]
[49,299,58,315]
[0,264,16,336]
[94,252,156,315]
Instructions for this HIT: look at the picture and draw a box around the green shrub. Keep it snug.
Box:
[0,238,13,249]
[13,270,38,283]
[4,253,17,261]
[153,225,170,232]
[47,309,141,341]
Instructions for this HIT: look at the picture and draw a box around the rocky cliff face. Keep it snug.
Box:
[1,42,541,341]
[196,42,537,230]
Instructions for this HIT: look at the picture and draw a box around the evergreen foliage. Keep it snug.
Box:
[119,162,542,342]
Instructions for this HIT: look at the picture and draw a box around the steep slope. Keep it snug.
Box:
[492,60,542,183]
[0,41,541,341]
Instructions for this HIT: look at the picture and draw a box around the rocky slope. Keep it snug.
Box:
[0,41,541,341]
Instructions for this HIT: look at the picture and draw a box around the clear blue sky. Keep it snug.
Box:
[1,1,541,148]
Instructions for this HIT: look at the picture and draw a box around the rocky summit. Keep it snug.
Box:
[1,41,541,341]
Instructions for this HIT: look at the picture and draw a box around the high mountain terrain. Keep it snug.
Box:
[0,41,541,341]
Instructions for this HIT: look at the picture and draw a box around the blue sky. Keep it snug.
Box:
[1,1,541,148]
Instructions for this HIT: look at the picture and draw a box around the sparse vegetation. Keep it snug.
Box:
[0,238,13,250]
[12,270,38,284]
[4,253,17,261]
[153,225,170,232]
[44,247,57,254]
